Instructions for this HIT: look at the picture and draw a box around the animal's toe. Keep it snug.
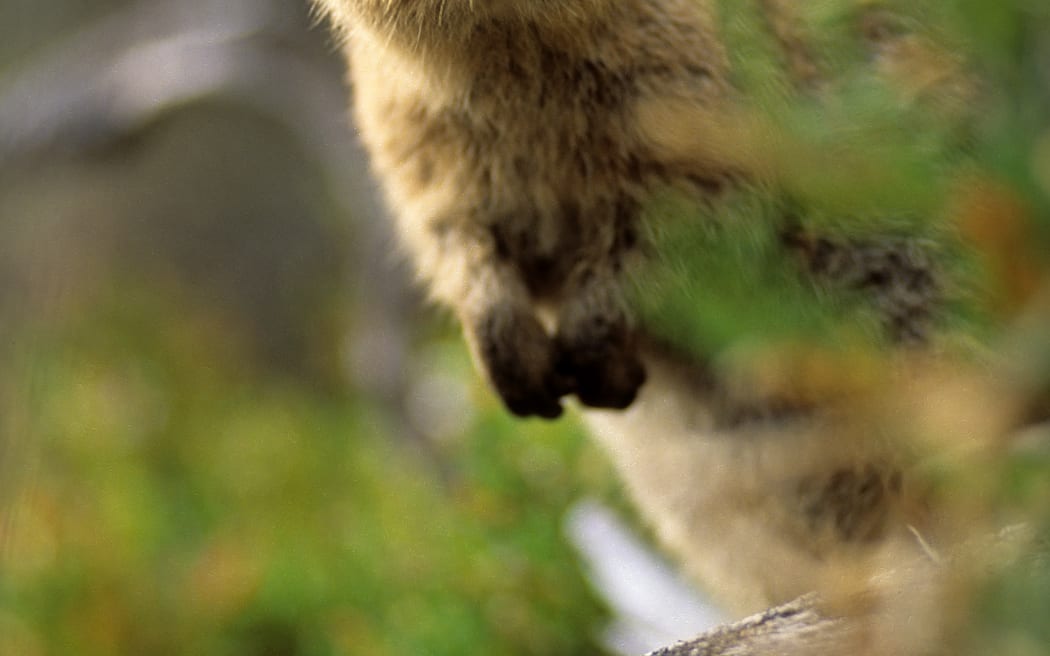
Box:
[575,355,646,409]
[555,332,646,410]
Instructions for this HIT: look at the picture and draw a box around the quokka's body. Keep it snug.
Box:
[314,0,955,418]
[314,2,967,647]
[314,0,754,418]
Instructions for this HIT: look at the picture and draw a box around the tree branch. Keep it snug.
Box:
[644,596,853,656]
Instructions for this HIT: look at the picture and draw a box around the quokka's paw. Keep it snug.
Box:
[555,317,646,410]
[473,305,571,419]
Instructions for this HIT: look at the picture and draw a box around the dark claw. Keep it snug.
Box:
[574,355,646,409]
[474,305,566,419]
[555,326,646,411]
[472,303,645,418]
[504,393,563,419]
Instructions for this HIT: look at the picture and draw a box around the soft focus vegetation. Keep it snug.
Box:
[630,2,1050,653]
[0,2,613,654]
[2,0,1050,655]
[1,288,610,655]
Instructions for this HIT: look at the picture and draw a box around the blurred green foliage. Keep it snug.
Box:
[633,191,894,354]
[632,0,1050,359]
[4,1,1050,655]
[1,284,611,656]
[0,4,613,653]
[629,2,1050,654]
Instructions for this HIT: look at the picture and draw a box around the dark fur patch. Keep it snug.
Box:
[797,464,899,543]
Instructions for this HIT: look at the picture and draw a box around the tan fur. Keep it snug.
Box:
[314,0,746,417]
[314,3,973,651]
[584,340,924,616]
[314,0,950,419]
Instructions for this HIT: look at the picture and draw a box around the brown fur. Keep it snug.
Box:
[314,4,996,651]
[314,0,745,417]
[315,0,960,421]
[313,0,956,418]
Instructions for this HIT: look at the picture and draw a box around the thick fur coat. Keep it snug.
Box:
[314,3,977,653]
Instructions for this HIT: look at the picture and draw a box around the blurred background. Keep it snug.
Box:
[4,1,1050,655]
[0,1,642,653]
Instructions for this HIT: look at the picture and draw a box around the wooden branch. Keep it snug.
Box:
[645,595,852,656]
